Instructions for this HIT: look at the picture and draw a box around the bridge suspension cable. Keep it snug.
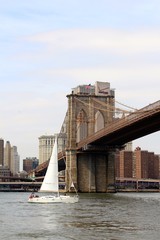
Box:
[74,97,156,114]
[92,98,133,114]
[74,97,133,114]
[115,100,138,111]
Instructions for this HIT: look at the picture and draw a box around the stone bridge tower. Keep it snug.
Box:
[65,81,116,192]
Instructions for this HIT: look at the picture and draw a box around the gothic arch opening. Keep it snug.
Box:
[95,111,105,132]
[76,109,88,142]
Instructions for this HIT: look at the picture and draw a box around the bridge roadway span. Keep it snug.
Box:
[77,100,160,150]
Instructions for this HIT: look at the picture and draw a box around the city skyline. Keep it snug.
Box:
[0,1,160,161]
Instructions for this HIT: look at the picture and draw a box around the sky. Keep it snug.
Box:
[0,0,160,168]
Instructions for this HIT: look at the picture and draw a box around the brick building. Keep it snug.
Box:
[116,147,160,179]
[23,157,39,173]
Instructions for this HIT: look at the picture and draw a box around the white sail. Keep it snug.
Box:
[28,137,79,203]
[39,138,59,192]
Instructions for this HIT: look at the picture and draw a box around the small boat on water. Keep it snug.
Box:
[28,138,79,204]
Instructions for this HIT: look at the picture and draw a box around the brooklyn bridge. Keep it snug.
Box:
[31,81,160,193]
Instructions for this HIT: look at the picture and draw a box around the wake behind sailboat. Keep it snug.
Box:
[28,137,79,203]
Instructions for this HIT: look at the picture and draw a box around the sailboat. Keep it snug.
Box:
[28,137,79,203]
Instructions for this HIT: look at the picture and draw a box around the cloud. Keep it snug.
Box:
[1,26,160,160]
[11,27,159,110]
[25,28,160,55]
[16,28,160,88]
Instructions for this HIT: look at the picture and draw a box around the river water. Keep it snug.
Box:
[0,192,160,240]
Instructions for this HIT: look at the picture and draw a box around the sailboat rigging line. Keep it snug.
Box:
[61,150,78,195]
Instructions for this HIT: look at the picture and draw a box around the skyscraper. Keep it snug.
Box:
[39,133,67,164]
[11,146,20,175]
[39,135,54,165]
[0,138,4,166]
[4,141,20,175]
[4,141,11,168]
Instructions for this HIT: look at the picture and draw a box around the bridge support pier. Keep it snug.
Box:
[65,149,78,192]
[76,151,116,193]
[106,151,116,192]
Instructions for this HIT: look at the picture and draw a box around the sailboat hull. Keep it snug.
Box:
[28,195,79,204]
